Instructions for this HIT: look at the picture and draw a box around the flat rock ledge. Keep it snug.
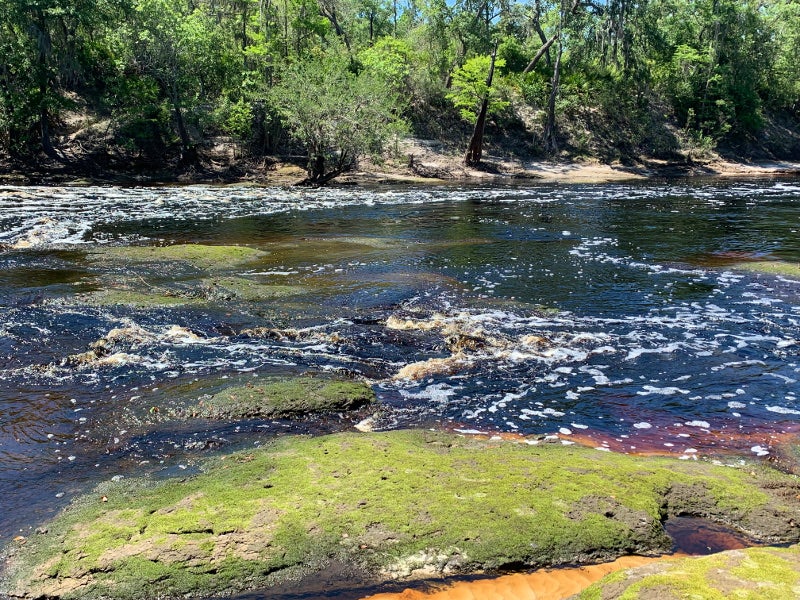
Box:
[3,430,800,599]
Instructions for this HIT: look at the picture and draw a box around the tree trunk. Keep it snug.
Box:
[522,34,558,75]
[38,77,58,159]
[297,153,350,186]
[170,79,195,164]
[543,38,563,154]
[33,9,58,159]
[464,44,497,167]
[309,153,325,181]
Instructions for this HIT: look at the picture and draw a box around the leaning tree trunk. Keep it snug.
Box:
[169,76,197,165]
[522,34,559,75]
[464,44,497,167]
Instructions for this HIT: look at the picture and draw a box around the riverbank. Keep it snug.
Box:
[2,138,800,187]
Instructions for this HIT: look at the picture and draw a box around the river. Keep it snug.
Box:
[1,179,799,548]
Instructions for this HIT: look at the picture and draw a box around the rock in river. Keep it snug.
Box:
[190,377,376,419]
[3,430,800,599]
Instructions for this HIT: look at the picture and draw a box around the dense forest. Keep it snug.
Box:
[1,0,799,181]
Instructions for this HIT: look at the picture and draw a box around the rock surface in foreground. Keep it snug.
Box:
[4,431,800,599]
[574,544,800,599]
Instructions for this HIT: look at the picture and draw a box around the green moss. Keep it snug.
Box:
[200,276,306,302]
[76,288,206,307]
[194,378,375,419]
[6,431,800,600]
[733,260,800,279]
[729,547,800,590]
[580,546,800,600]
[88,244,267,271]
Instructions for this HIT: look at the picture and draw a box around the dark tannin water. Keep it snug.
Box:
[1,179,800,543]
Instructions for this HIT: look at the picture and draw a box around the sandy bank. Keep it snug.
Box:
[3,139,799,187]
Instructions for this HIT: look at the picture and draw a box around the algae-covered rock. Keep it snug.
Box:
[76,288,206,307]
[193,378,375,419]
[732,260,800,279]
[88,244,267,271]
[200,276,305,302]
[71,275,303,308]
[5,431,800,600]
[574,544,800,599]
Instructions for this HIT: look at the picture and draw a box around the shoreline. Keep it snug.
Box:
[2,153,799,188]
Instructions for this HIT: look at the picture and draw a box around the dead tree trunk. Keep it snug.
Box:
[464,44,497,167]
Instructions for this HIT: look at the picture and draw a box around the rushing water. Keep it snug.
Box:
[1,179,800,543]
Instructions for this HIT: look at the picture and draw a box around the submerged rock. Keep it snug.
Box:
[87,244,268,271]
[4,430,800,600]
[191,377,375,419]
[200,276,306,302]
[387,311,555,380]
[75,287,207,308]
[732,259,800,279]
[573,544,800,599]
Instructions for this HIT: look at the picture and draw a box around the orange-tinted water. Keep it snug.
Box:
[360,555,674,600]
[359,514,761,600]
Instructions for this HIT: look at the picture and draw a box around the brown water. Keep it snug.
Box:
[1,180,799,572]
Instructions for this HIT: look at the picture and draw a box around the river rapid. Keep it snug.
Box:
[1,179,800,543]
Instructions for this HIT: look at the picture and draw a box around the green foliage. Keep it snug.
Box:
[270,52,407,182]
[446,55,509,124]
[497,36,529,74]
[0,0,796,160]
[212,98,254,141]
[358,37,412,95]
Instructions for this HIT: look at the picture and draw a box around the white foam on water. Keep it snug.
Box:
[625,343,683,361]
[400,383,459,405]
[765,405,800,415]
[765,373,798,384]
[637,386,689,396]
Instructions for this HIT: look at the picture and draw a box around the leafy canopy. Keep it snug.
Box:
[446,55,509,124]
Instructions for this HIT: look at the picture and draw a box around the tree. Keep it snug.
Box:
[0,0,122,156]
[270,52,406,184]
[109,0,239,163]
[464,44,497,165]
[446,53,508,124]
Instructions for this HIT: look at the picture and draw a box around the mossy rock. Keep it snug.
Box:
[74,288,206,308]
[732,260,800,279]
[193,378,375,419]
[69,275,304,308]
[88,244,267,271]
[5,431,800,600]
[200,277,306,302]
[574,545,800,599]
